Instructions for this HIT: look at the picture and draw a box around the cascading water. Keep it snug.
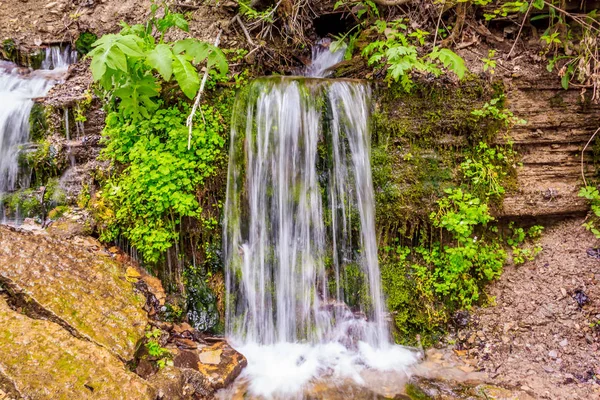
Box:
[222,47,418,398]
[0,46,76,223]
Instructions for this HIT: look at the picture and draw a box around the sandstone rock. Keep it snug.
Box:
[148,366,195,400]
[174,341,247,398]
[197,341,247,390]
[0,226,148,360]
[0,297,155,399]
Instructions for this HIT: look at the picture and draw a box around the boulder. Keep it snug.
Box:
[0,226,148,361]
[0,297,155,399]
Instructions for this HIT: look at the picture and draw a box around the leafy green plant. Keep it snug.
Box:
[460,142,516,200]
[145,328,171,368]
[334,0,380,20]
[75,32,98,55]
[362,19,466,91]
[482,49,496,74]
[579,186,600,238]
[99,102,227,263]
[416,188,506,309]
[506,222,544,265]
[88,3,227,120]
[471,95,526,127]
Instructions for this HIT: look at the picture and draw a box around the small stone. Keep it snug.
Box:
[543,365,554,373]
[586,334,594,344]
[559,339,568,347]
[549,350,558,359]
[560,288,567,297]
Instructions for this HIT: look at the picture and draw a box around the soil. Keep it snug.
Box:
[452,218,600,399]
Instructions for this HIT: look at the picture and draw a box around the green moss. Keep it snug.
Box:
[373,76,513,345]
[405,383,432,400]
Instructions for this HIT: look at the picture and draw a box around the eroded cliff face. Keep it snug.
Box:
[501,71,600,218]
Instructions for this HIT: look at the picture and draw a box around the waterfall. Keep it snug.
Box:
[0,46,75,223]
[223,69,418,396]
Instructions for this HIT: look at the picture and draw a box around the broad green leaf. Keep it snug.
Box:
[430,48,467,79]
[173,39,210,63]
[207,48,228,76]
[88,34,144,81]
[174,39,228,76]
[172,54,199,99]
[147,44,173,81]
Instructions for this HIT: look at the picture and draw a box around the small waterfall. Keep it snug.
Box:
[0,46,75,224]
[223,57,418,396]
[303,38,345,78]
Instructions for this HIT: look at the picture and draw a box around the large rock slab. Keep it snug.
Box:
[0,226,147,360]
[0,297,155,399]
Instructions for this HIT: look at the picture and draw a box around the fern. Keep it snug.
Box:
[362,19,467,91]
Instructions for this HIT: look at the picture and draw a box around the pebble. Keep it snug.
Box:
[559,339,568,347]
[549,350,558,359]
[543,365,554,373]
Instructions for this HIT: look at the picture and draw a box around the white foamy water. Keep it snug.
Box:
[222,73,419,398]
[303,38,346,78]
[230,340,419,399]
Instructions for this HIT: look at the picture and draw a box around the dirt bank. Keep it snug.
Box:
[452,218,600,399]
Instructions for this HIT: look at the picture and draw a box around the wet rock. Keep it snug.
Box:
[135,359,157,379]
[453,310,470,328]
[407,377,536,400]
[197,341,247,390]
[0,226,147,360]
[174,350,200,369]
[574,289,589,308]
[0,297,155,399]
[148,366,195,400]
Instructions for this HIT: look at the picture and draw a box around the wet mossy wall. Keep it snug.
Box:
[371,76,506,344]
[372,77,502,246]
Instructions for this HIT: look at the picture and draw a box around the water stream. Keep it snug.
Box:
[0,46,76,223]
[222,48,418,398]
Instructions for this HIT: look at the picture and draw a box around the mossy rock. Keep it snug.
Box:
[0,226,148,361]
[0,297,155,399]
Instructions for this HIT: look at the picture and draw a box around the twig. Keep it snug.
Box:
[508,0,534,58]
[432,0,445,48]
[581,126,600,187]
[543,1,600,34]
[186,30,222,151]
[233,14,256,47]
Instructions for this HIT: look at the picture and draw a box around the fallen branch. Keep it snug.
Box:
[581,126,600,187]
[187,30,222,151]
[233,14,256,47]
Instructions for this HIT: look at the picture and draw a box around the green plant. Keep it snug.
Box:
[75,32,98,55]
[460,142,516,200]
[362,19,466,91]
[482,49,496,74]
[99,102,227,263]
[145,328,171,368]
[419,188,506,309]
[579,186,600,238]
[471,95,526,127]
[506,222,544,265]
[334,0,380,20]
[88,3,228,119]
